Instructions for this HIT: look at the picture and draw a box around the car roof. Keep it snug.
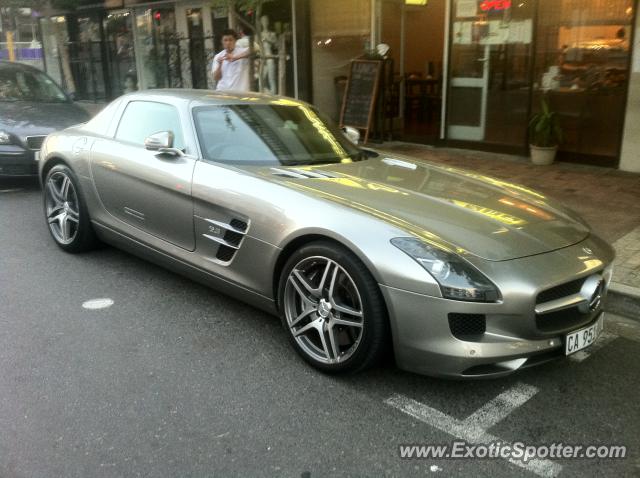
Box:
[123,88,308,107]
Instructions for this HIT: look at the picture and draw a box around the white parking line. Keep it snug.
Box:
[82,298,114,310]
[464,383,538,433]
[385,383,562,478]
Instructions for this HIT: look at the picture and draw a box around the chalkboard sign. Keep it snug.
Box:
[340,60,382,143]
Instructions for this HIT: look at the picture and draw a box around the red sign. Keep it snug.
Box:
[479,0,511,11]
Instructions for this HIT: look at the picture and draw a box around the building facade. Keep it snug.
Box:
[310,0,638,171]
[37,0,639,171]
[39,0,310,101]
[1,7,44,69]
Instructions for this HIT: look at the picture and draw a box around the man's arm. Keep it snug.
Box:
[226,47,251,62]
[212,54,224,83]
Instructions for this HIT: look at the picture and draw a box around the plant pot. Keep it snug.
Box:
[529,144,557,165]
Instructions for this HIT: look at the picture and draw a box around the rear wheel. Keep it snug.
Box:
[43,164,99,253]
[279,241,389,373]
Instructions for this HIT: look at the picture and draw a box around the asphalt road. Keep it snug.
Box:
[1,179,639,478]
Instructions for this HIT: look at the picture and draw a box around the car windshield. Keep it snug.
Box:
[0,67,68,103]
[193,102,364,166]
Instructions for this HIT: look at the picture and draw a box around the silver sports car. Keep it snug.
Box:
[39,90,614,378]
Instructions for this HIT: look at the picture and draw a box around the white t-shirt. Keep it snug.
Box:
[212,46,250,92]
[236,36,250,48]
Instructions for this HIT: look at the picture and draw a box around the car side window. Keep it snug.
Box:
[115,101,184,150]
[82,99,121,136]
[193,106,278,164]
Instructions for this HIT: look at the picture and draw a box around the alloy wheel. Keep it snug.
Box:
[45,171,80,245]
[284,256,365,364]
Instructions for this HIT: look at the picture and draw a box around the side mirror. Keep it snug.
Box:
[144,131,174,151]
[343,126,360,145]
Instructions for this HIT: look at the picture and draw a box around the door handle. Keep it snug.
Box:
[156,147,185,158]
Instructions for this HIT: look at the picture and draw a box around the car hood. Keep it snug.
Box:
[259,155,590,262]
[0,101,90,138]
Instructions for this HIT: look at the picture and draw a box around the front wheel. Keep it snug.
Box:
[278,241,389,374]
[43,164,99,253]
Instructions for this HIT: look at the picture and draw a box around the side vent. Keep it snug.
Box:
[201,216,250,264]
[216,245,237,262]
[229,218,248,232]
[223,230,244,247]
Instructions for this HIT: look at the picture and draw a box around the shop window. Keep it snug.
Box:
[40,16,69,89]
[104,11,137,97]
[310,0,372,121]
[134,7,178,90]
[533,0,634,163]
[70,15,107,101]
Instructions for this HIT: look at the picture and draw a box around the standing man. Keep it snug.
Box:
[236,27,250,49]
[212,29,251,92]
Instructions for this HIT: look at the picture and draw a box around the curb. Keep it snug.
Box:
[605,282,640,321]
[609,282,640,300]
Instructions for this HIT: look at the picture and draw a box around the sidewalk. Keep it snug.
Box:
[378,142,640,314]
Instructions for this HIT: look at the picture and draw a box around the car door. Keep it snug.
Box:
[90,100,196,251]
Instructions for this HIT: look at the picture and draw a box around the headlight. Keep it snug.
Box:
[391,237,501,302]
[0,130,11,144]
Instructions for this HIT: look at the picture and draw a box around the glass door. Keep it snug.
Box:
[104,11,137,96]
[134,7,177,90]
[186,8,207,89]
[447,0,534,146]
[74,15,107,100]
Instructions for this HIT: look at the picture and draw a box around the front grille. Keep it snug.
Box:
[25,135,46,150]
[0,163,37,175]
[535,307,594,333]
[448,313,486,339]
[536,277,586,304]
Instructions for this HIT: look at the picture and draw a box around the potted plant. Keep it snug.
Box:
[529,98,563,165]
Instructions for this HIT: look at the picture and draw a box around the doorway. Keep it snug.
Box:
[103,11,136,97]
[380,0,447,144]
[175,3,216,89]
[447,0,534,147]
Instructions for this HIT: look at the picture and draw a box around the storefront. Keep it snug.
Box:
[37,0,638,169]
[309,0,637,169]
[39,0,307,102]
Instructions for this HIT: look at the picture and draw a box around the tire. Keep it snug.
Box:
[278,240,389,374]
[43,164,99,253]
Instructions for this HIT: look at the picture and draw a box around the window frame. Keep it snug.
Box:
[114,99,185,150]
[190,103,363,166]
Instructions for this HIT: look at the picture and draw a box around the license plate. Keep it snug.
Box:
[565,316,604,355]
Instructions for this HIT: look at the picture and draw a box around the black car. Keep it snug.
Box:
[0,61,90,176]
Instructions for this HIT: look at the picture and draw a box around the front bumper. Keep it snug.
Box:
[0,146,38,176]
[381,236,614,378]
